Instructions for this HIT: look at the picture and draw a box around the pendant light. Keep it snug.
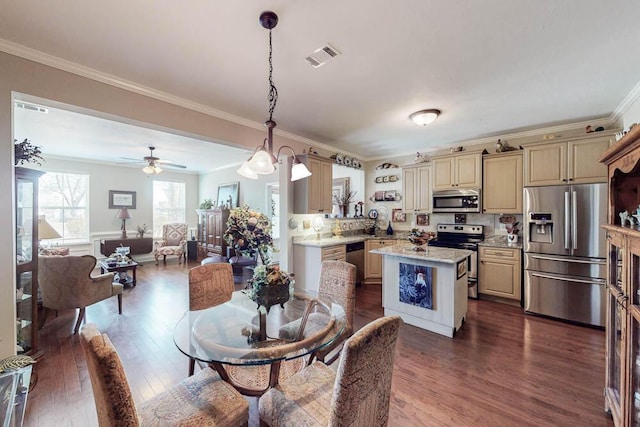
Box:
[237,11,312,182]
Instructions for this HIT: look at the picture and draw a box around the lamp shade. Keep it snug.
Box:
[38,215,61,240]
[290,159,312,181]
[116,208,131,220]
[248,148,276,175]
[237,160,259,179]
[410,109,441,126]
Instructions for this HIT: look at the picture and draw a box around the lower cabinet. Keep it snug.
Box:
[364,239,397,284]
[478,246,521,301]
[292,243,346,293]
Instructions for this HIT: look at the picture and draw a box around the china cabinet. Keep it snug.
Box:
[364,239,397,284]
[15,167,44,358]
[482,152,523,214]
[293,154,333,214]
[524,133,612,187]
[432,152,482,190]
[600,125,640,426]
[402,164,432,213]
[196,208,230,258]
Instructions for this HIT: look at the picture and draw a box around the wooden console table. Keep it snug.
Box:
[100,237,153,257]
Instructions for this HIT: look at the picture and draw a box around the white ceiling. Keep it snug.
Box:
[4,1,640,173]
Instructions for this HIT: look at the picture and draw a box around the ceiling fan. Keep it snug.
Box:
[121,146,187,174]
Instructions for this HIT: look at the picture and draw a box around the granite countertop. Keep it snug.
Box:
[370,243,472,264]
[293,233,410,247]
[479,235,523,249]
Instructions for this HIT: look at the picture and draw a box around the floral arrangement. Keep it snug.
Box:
[333,189,357,206]
[136,224,149,238]
[223,205,274,265]
[246,264,293,309]
[14,139,44,166]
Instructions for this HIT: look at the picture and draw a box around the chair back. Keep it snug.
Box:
[38,255,103,309]
[162,223,187,246]
[330,315,402,426]
[318,260,356,334]
[188,263,234,311]
[80,324,140,426]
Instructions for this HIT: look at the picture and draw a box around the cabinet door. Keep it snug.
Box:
[416,166,432,212]
[479,248,521,300]
[433,157,454,190]
[455,154,481,188]
[568,137,610,184]
[524,142,566,186]
[301,157,333,214]
[364,240,396,282]
[483,154,523,214]
[402,168,417,212]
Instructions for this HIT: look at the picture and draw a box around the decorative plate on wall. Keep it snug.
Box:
[368,209,379,219]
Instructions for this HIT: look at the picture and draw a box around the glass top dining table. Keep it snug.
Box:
[173,290,346,395]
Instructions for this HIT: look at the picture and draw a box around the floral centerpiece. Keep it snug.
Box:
[223,205,292,310]
[408,228,436,251]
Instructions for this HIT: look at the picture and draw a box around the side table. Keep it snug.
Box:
[187,239,198,261]
[98,260,139,286]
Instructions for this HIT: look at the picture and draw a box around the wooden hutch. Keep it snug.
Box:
[195,208,230,259]
[600,125,640,426]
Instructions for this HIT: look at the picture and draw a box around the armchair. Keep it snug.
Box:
[154,223,188,265]
[38,255,123,334]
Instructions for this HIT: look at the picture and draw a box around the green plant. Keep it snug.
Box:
[199,199,214,209]
[14,138,44,166]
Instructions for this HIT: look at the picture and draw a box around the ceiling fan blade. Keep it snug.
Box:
[120,156,145,162]
[156,159,187,169]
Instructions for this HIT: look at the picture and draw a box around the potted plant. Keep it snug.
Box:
[14,139,44,166]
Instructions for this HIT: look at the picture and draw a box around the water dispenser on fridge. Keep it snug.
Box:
[528,213,553,244]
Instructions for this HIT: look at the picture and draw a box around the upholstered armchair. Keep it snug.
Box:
[38,255,123,334]
[154,223,188,265]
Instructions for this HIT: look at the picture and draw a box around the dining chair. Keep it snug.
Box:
[188,263,235,376]
[80,323,249,427]
[258,315,402,426]
[38,255,123,334]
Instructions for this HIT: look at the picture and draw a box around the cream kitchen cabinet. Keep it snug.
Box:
[402,164,432,212]
[478,246,521,301]
[293,154,333,214]
[292,243,346,293]
[433,153,482,190]
[364,239,397,284]
[482,152,523,214]
[524,134,612,186]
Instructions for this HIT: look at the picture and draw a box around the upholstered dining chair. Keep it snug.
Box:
[188,263,235,376]
[80,324,248,426]
[154,223,188,265]
[38,255,123,334]
[259,315,402,426]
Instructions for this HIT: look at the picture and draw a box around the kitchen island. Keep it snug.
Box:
[371,243,472,338]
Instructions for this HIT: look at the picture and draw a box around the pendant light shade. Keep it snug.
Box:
[237,11,312,182]
[410,109,441,126]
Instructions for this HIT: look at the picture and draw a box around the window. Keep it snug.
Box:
[39,172,89,243]
[153,180,186,237]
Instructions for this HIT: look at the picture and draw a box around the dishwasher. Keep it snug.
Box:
[345,241,365,286]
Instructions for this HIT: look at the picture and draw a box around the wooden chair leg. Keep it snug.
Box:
[74,308,86,334]
[117,294,122,314]
[189,357,195,376]
[39,307,48,329]
[163,255,166,264]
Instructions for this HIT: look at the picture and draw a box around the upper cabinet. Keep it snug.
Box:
[482,152,523,214]
[293,154,333,214]
[402,164,432,213]
[433,153,482,190]
[524,134,612,186]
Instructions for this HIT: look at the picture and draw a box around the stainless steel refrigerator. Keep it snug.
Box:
[523,183,607,327]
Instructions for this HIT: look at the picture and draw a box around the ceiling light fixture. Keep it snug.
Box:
[410,109,441,126]
[237,11,312,182]
[142,162,163,174]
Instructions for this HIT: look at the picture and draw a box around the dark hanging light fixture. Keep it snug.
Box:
[237,11,312,181]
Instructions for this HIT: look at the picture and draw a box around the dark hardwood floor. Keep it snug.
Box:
[24,259,613,426]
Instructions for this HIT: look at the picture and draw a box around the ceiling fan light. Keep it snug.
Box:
[153,165,163,174]
[142,164,155,174]
[237,160,259,179]
[248,147,276,174]
[410,109,441,126]
[290,158,312,181]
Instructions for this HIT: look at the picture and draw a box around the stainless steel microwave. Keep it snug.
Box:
[432,189,481,213]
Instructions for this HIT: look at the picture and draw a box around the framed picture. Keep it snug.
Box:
[217,182,239,208]
[399,262,432,309]
[392,208,406,222]
[457,259,467,279]
[384,191,397,201]
[416,213,429,226]
[374,191,385,202]
[109,190,136,209]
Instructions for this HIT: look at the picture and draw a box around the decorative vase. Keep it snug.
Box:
[248,264,293,313]
[386,221,394,235]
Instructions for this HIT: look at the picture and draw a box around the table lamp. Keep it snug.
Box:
[117,208,131,239]
[38,215,61,248]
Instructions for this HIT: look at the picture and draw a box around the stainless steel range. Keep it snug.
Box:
[428,224,485,298]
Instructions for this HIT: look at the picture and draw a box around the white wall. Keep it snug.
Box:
[623,94,640,128]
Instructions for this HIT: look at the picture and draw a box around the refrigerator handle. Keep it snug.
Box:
[530,272,605,286]
[572,191,577,251]
[564,191,570,250]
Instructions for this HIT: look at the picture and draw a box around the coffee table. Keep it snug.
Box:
[98,260,138,286]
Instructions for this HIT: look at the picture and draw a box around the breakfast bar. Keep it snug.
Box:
[371,243,472,338]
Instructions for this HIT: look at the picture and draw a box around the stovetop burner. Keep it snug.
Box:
[429,223,485,249]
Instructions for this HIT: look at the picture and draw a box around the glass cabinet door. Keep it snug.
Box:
[628,238,640,426]
[16,177,34,265]
[605,230,625,423]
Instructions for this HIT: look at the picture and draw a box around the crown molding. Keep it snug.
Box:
[612,79,640,123]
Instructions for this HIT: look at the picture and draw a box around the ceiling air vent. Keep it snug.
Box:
[305,43,341,68]
[15,101,48,113]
